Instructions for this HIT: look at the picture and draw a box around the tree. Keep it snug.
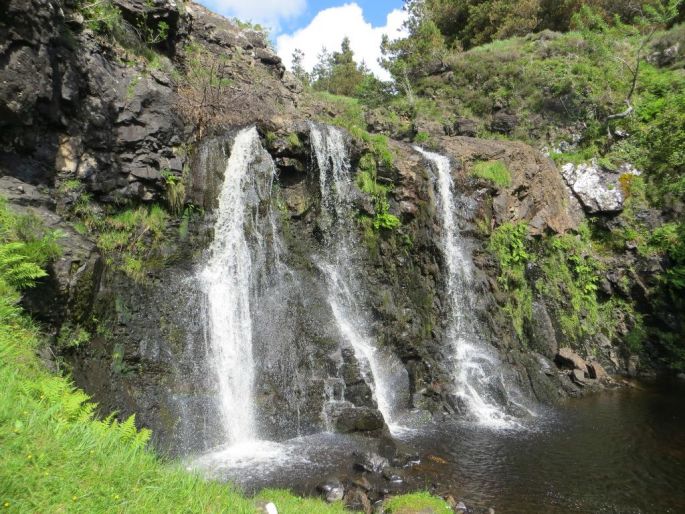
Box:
[311,47,333,92]
[311,38,369,97]
[291,48,310,86]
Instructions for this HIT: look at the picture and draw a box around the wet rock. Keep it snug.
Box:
[317,479,344,502]
[526,301,559,359]
[570,368,595,387]
[351,475,372,491]
[353,451,389,473]
[627,355,640,377]
[343,487,372,514]
[334,407,384,433]
[555,348,588,374]
[378,436,421,468]
[382,467,404,483]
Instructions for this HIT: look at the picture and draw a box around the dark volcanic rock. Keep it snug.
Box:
[333,407,385,433]
[490,112,518,134]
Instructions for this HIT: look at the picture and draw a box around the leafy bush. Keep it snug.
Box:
[79,0,123,34]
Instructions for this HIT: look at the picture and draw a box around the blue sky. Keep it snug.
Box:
[197,1,408,78]
[279,0,404,33]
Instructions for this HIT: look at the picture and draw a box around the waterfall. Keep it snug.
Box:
[310,123,406,428]
[199,126,279,445]
[415,147,532,429]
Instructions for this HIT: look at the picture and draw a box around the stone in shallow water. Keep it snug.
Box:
[353,451,390,474]
[343,487,372,514]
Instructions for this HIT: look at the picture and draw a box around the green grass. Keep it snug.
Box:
[471,160,512,187]
[255,489,351,514]
[383,491,452,513]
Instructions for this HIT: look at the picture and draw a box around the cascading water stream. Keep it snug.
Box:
[199,126,281,446]
[415,147,533,429]
[310,123,407,430]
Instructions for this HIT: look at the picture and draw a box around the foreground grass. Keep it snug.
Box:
[0,306,365,514]
[383,491,453,513]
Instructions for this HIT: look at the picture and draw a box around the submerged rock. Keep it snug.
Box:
[343,487,372,514]
[353,451,390,474]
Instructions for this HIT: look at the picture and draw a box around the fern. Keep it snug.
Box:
[0,242,48,289]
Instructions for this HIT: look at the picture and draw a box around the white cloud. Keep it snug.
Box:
[200,0,307,32]
[276,3,408,81]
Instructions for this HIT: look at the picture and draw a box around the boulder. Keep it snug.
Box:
[333,407,384,433]
[587,361,608,382]
[560,160,640,214]
[490,112,518,134]
[451,117,478,137]
[570,368,595,387]
[353,451,389,473]
[343,488,372,514]
[555,348,588,374]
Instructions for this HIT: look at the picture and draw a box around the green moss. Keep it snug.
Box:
[287,132,302,148]
[471,160,512,187]
[355,152,401,234]
[534,226,605,343]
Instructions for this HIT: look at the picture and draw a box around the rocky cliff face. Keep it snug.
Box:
[1,0,630,453]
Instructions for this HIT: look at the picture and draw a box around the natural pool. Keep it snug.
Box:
[193,379,685,513]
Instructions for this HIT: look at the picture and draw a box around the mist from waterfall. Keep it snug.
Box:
[415,147,533,429]
[310,123,408,429]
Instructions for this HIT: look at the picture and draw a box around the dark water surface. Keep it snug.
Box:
[196,380,685,513]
